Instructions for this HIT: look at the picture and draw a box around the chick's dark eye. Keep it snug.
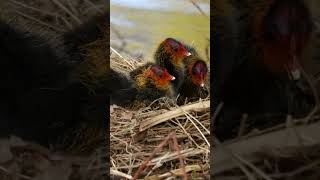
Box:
[167,40,180,52]
[151,66,162,76]
[192,67,198,75]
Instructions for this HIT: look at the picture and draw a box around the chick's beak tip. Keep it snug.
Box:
[291,69,301,80]
[186,52,191,56]
[200,82,205,87]
[171,76,176,81]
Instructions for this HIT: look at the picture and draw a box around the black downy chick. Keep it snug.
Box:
[154,38,191,94]
[109,69,136,106]
[62,12,109,132]
[128,63,176,107]
[178,45,209,104]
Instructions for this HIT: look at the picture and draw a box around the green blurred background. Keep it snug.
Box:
[110,0,210,62]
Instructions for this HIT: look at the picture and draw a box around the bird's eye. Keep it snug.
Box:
[192,67,198,75]
[167,40,180,52]
[151,66,162,76]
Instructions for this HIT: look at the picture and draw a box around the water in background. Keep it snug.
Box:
[110,0,210,62]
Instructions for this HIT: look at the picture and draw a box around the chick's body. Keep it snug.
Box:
[178,45,209,104]
[129,63,175,106]
[109,69,137,106]
[154,38,191,94]
[213,0,314,140]
[0,20,84,146]
[62,12,109,130]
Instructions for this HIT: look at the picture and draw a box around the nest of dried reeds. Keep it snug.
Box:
[110,49,210,179]
[212,57,320,179]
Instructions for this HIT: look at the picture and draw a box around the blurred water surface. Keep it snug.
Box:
[110,0,210,61]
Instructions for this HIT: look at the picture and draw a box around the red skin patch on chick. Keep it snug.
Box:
[188,61,207,87]
[162,38,191,66]
[253,0,312,75]
[146,66,175,89]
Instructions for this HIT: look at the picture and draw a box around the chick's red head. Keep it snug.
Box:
[188,60,208,87]
[161,38,191,65]
[146,65,175,89]
[262,0,312,80]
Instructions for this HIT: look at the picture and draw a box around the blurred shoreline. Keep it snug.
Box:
[110,0,210,61]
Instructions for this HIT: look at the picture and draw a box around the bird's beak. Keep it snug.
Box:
[290,68,301,80]
[185,52,191,57]
[171,76,176,81]
[200,82,205,87]
[287,56,301,80]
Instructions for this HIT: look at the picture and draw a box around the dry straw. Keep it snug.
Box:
[110,48,210,179]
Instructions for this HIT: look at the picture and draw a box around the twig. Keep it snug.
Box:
[212,101,224,124]
[178,107,210,147]
[84,0,104,14]
[9,0,57,16]
[238,113,248,138]
[14,10,65,32]
[110,169,132,179]
[140,100,209,131]
[171,132,188,180]
[158,164,207,178]
[234,154,273,180]
[212,121,320,175]
[189,0,208,17]
[132,132,187,180]
[50,0,82,24]
[174,120,203,150]
[0,165,32,180]
[297,59,320,123]
[110,46,136,70]
[66,0,78,16]
[213,138,257,180]
[115,148,205,170]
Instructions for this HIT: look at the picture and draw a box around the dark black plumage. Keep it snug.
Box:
[63,12,108,63]
[0,11,110,148]
[0,20,85,146]
[109,69,136,106]
[61,12,109,142]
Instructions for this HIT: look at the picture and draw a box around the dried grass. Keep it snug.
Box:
[212,56,320,179]
[110,50,210,179]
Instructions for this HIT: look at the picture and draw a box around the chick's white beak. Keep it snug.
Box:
[200,82,205,87]
[291,69,301,80]
[186,52,191,56]
[286,56,301,81]
[171,76,176,81]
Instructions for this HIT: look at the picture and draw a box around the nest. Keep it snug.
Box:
[110,49,210,179]
[212,57,320,179]
[0,137,107,180]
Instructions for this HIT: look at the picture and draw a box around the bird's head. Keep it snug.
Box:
[188,59,208,88]
[145,65,175,90]
[262,0,312,80]
[157,38,192,66]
